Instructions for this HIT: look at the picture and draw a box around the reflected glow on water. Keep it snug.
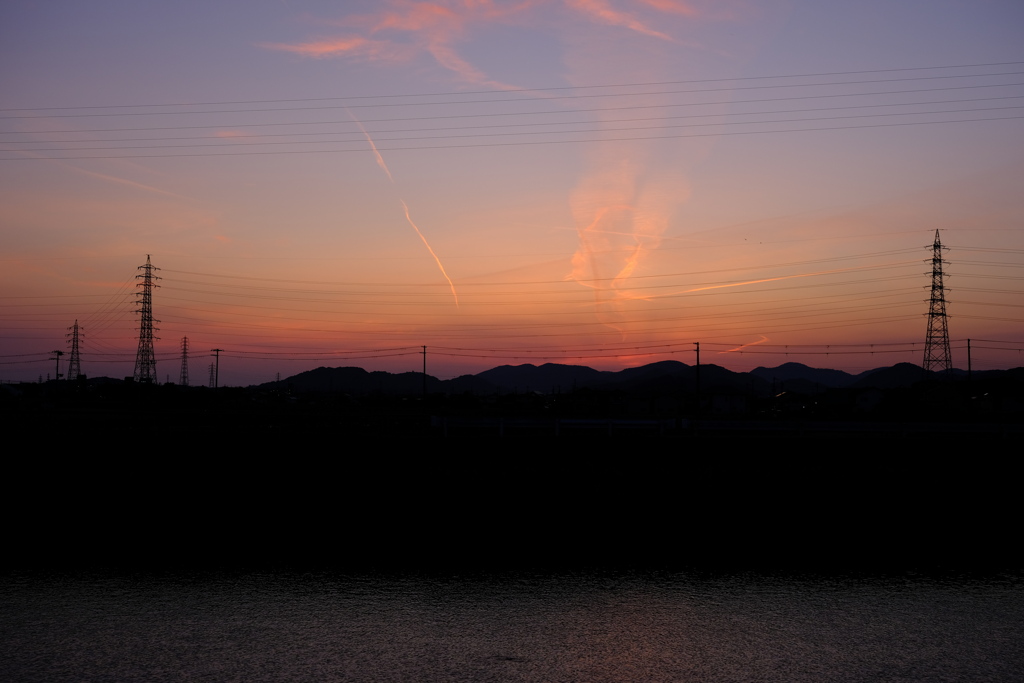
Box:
[3,571,1022,682]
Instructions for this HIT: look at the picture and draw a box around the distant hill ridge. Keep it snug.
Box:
[258,360,1000,395]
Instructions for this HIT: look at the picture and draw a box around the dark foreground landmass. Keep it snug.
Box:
[6,443,1020,576]
[3,361,1022,574]
[6,359,1024,440]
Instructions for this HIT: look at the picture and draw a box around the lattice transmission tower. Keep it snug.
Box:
[66,320,83,381]
[133,255,161,383]
[179,336,190,386]
[922,230,952,373]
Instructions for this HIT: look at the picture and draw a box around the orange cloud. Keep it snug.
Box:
[567,149,689,334]
[262,36,409,62]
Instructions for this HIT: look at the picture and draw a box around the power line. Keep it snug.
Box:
[7,70,1024,119]
[12,105,1024,154]
[160,249,922,287]
[5,95,1019,145]
[6,60,1022,112]
[8,82,1020,138]
[7,114,1021,160]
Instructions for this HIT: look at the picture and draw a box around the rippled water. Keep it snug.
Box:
[3,570,1022,682]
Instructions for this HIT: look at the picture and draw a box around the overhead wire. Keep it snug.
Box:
[6,70,1024,120]
[3,63,1022,160]
[3,94,1019,145]
[5,60,1022,112]
[9,105,1024,154]
[8,85,1023,137]
[7,115,1021,160]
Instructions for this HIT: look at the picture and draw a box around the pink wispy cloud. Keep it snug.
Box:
[636,0,701,17]
[264,0,722,86]
[264,1,535,86]
[565,0,671,39]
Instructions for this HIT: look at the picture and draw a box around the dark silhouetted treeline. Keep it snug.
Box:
[2,360,1021,574]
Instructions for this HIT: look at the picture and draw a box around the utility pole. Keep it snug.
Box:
[922,230,952,374]
[422,345,427,400]
[694,341,701,417]
[51,349,64,381]
[179,336,190,386]
[211,348,222,388]
[967,338,972,382]
[66,320,82,381]
[133,255,161,383]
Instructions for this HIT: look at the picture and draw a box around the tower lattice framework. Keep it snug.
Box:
[922,230,952,373]
[133,255,161,383]
[179,336,190,386]
[66,319,83,381]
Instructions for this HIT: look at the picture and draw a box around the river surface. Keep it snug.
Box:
[3,570,1022,682]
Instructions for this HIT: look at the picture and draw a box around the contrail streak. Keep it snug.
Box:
[21,149,188,198]
[401,200,459,307]
[720,335,770,354]
[631,264,884,301]
[612,263,895,304]
[348,108,459,306]
[348,112,393,182]
[683,271,830,293]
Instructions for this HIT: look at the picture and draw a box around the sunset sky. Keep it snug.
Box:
[2,1,1023,385]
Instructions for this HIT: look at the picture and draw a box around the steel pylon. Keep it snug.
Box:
[133,255,161,383]
[922,230,952,374]
[66,320,83,380]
